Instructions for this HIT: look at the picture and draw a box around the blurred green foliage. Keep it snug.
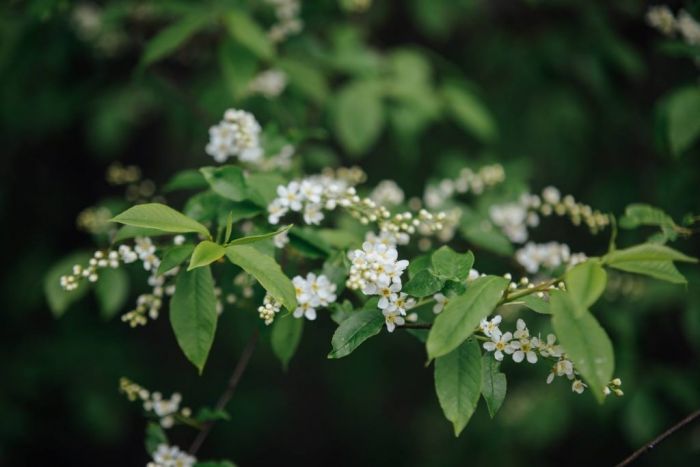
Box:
[2,0,700,466]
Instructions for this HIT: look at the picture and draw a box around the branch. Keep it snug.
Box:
[188,329,260,456]
[615,408,700,466]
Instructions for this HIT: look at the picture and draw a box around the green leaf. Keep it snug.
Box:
[288,227,331,258]
[619,203,675,229]
[481,354,506,418]
[442,83,497,143]
[95,267,129,319]
[459,213,513,256]
[271,314,303,370]
[603,243,696,284]
[111,203,210,238]
[408,254,431,279]
[278,57,329,104]
[550,290,614,402]
[200,166,248,202]
[157,244,195,276]
[141,14,211,66]
[112,225,171,243]
[431,246,474,281]
[566,261,607,310]
[195,407,231,422]
[224,10,274,60]
[45,252,91,317]
[434,339,482,437]
[189,241,226,271]
[170,267,218,373]
[219,39,258,100]
[145,422,168,455]
[228,225,292,246]
[403,269,445,297]
[321,251,349,295]
[333,79,385,157]
[667,86,700,156]
[163,169,208,192]
[225,245,297,311]
[224,211,234,244]
[328,309,384,359]
[518,294,551,314]
[245,173,287,207]
[427,276,508,360]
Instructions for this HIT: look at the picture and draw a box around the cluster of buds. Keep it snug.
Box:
[265,0,303,43]
[424,163,506,209]
[60,250,124,291]
[119,378,193,429]
[76,206,113,235]
[258,294,282,325]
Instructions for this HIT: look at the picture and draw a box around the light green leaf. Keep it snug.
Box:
[566,261,607,310]
[45,252,91,317]
[442,83,497,143]
[518,294,551,314]
[328,308,384,359]
[228,225,292,246]
[480,354,507,418]
[245,173,287,207]
[157,244,195,276]
[604,243,696,263]
[434,339,482,437]
[408,254,431,279]
[667,86,700,156]
[333,80,385,157]
[271,314,303,370]
[200,166,248,202]
[224,10,274,60]
[95,267,129,319]
[550,290,614,402]
[609,260,688,284]
[111,203,210,238]
[619,203,675,229]
[427,276,508,360]
[403,269,445,297]
[431,246,474,281]
[189,241,226,271]
[163,169,208,192]
[225,245,297,311]
[459,213,513,256]
[278,57,329,104]
[219,39,258,100]
[170,267,218,373]
[288,228,331,259]
[141,14,211,66]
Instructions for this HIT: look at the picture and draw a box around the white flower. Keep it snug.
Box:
[432,293,448,314]
[370,180,404,206]
[149,443,196,467]
[377,282,401,310]
[205,109,262,164]
[479,315,502,338]
[248,68,287,98]
[510,337,538,364]
[300,180,323,203]
[273,230,289,248]
[277,181,302,211]
[538,333,563,358]
[383,309,405,332]
[542,186,561,204]
[267,199,288,225]
[291,273,337,320]
[387,293,416,316]
[483,331,513,361]
[293,302,317,320]
[571,379,587,394]
[303,203,324,225]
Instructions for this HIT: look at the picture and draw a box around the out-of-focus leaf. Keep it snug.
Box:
[141,13,211,66]
[333,79,385,157]
[271,314,303,370]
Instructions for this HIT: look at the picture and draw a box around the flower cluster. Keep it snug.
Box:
[258,294,282,325]
[148,444,196,467]
[119,378,192,429]
[479,317,623,396]
[265,0,303,43]
[490,186,609,243]
[60,247,135,291]
[76,206,113,234]
[647,6,700,45]
[257,144,295,172]
[370,180,405,206]
[346,235,413,331]
[248,69,288,98]
[292,273,337,320]
[424,163,506,209]
[515,241,587,274]
[205,109,262,164]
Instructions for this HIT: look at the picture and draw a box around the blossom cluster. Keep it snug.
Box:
[370,180,405,206]
[479,317,623,396]
[258,294,282,325]
[148,444,196,467]
[515,241,587,274]
[248,69,288,98]
[268,169,458,245]
[119,378,192,429]
[60,245,139,291]
[265,0,303,43]
[205,109,262,164]
[346,234,413,331]
[292,273,337,320]
[490,186,609,243]
[647,6,700,45]
[424,163,506,209]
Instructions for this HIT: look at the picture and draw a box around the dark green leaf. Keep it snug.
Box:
[431,246,474,281]
[228,225,292,246]
[45,252,91,317]
[157,244,195,276]
[481,355,507,418]
[141,14,211,66]
[328,308,384,359]
[163,169,208,192]
[434,338,482,436]
[200,166,248,202]
[95,267,129,319]
[224,10,274,60]
[145,422,168,455]
[271,314,303,370]
[403,269,445,297]
[333,79,385,156]
[170,267,218,373]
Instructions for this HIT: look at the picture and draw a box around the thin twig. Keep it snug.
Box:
[615,408,700,466]
[188,329,260,456]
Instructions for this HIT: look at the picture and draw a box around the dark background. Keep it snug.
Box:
[2,0,700,465]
